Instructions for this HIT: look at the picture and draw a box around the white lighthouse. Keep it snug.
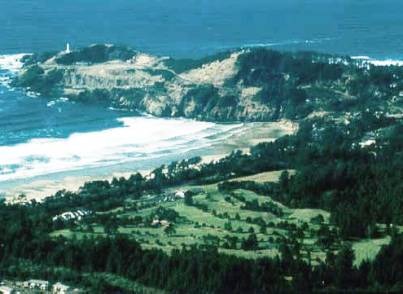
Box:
[65,43,71,54]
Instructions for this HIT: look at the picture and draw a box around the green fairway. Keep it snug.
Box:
[50,169,391,265]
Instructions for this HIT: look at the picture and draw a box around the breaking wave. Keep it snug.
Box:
[0,116,243,182]
[351,56,403,67]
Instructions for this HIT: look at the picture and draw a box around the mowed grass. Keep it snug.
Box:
[172,201,260,232]
[288,209,330,224]
[49,169,391,265]
[229,170,296,183]
[51,185,320,260]
[352,237,391,266]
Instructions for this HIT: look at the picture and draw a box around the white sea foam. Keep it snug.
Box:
[0,116,242,182]
[0,53,29,74]
[351,56,403,67]
[241,37,335,49]
[26,91,40,98]
[46,97,67,107]
[0,53,30,88]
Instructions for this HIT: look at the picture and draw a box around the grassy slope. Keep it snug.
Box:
[51,170,390,265]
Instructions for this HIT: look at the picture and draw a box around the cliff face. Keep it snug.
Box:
[14,44,403,122]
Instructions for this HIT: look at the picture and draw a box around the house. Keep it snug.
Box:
[151,219,170,227]
[0,286,15,294]
[359,139,376,148]
[151,219,160,226]
[159,220,170,227]
[175,190,185,198]
[52,282,70,294]
[25,279,49,291]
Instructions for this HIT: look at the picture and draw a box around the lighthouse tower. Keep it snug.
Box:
[65,43,71,54]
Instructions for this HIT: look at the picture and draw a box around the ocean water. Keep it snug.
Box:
[0,0,402,193]
[1,0,402,59]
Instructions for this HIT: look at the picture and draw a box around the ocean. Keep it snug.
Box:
[0,0,402,195]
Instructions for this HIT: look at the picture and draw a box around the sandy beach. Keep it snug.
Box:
[3,120,297,204]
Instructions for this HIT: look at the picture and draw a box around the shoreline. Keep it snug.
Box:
[2,120,297,204]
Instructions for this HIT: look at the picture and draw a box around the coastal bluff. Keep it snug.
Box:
[13,44,402,122]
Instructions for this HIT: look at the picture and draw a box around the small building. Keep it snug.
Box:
[159,220,170,227]
[52,282,70,294]
[151,219,170,227]
[359,139,376,148]
[151,219,160,226]
[175,190,185,198]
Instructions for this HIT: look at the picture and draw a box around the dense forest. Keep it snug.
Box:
[0,109,402,293]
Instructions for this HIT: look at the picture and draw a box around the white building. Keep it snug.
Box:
[52,209,91,222]
[175,190,185,198]
[151,219,160,226]
[151,219,170,227]
[25,279,49,291]
[52,282,70,294]
[159,220,169,227]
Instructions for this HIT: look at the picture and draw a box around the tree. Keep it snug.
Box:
[241,233,258,250]
[317,224,335,248]
[104,219,118,235]
[335,244,355,288]
[164,224,176,236]
[184,193,194,206]
[279,242,294,269]
[224,222,233,231]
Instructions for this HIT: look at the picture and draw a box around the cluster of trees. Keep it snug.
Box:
[229,49,345,119]
[240,198,284,217]
[275,121,402,238]
[164,51,232,74]
[233,49,345,87]
[222,118,402,239]
[55,44,137,65]
[13,66,63,95]
[230,49,401,119]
